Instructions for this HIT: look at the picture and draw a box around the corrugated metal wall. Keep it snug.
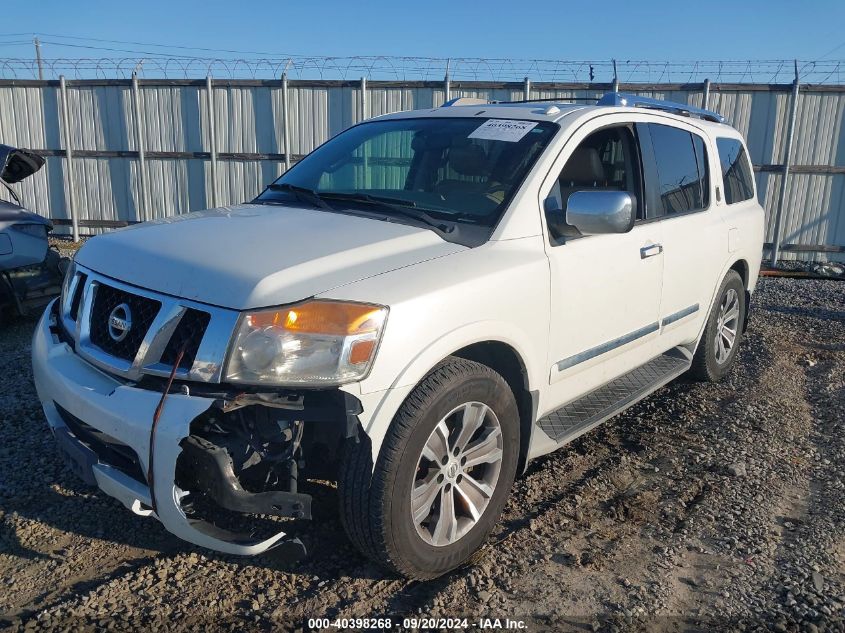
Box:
[0,79,843,261]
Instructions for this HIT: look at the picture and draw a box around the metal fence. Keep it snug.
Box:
[1,75,844,262]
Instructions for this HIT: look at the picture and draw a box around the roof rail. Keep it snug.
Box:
[597,92,725,123]
[490,97,600,104]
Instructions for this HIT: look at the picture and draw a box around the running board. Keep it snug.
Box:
[537,347,692,444]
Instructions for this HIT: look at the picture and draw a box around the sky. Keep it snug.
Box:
[2,0,844,66]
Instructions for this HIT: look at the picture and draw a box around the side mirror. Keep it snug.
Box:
[0,145,45,184]
[565,190,635,235]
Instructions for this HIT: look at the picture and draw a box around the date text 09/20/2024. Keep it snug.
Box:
[306,617,528,629]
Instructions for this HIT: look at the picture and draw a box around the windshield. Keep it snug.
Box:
[255,117,557,243]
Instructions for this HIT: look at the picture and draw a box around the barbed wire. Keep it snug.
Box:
[0,56,843,84]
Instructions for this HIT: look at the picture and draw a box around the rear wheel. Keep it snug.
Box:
[339,357,519,579]
[689,270,746,382]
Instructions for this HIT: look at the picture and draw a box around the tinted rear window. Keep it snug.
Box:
[647,123,709,215]
[716,138,755,204]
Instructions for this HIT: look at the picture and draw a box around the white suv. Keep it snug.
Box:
[32,93,764,579]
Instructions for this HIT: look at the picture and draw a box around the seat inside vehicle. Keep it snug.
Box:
[434,143,506,206]
[547,127,638,242]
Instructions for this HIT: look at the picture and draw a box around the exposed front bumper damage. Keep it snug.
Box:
[31,300,357,557]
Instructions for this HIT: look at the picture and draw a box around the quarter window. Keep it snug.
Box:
[647,124,709,215]
[716,138,755,204]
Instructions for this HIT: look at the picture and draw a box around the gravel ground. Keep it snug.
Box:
[0,277,843,632]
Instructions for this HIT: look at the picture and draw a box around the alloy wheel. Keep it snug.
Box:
[411,402,504,547]
[715,288,740,364]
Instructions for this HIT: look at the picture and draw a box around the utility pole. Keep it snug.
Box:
[34,37,44,81]
[205,75,218,208]
[770,60,800,266]
[444,58,451,104]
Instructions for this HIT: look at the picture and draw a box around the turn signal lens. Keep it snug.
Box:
[247,301,384,336]
[349,339,377,365]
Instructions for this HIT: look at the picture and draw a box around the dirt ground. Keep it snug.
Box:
[1,276,843,632]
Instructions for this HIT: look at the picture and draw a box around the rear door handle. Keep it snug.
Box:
[640,244,663,259]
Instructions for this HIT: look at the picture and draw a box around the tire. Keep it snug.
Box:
[689,270,746,382]
[338,356,520,579]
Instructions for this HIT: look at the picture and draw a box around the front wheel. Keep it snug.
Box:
[339,357,520,579]
[689,270,746,382]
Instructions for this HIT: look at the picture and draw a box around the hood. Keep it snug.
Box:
[0,200,53,226]
[75,203,465,309]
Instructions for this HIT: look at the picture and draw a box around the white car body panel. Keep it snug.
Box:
[536,113,665,411]
[32,98,766,556]
[75,204,465,309]
[328,236,551,462]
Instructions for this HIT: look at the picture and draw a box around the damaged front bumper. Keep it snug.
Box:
[31,300,356,556]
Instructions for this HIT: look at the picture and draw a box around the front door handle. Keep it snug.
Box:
[640,244,663,259]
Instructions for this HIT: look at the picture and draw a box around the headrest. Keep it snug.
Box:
[559,147,605,184]
[448,144,488,177]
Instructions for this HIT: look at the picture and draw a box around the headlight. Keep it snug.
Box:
[225,299,388,386]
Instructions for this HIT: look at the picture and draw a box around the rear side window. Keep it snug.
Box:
[646,123,709,215]
[716,138,755,204]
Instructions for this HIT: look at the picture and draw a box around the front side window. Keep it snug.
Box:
[716,137,755,204]
[647,123,709,215]
[255,117,557,245]
[545,125,643,243]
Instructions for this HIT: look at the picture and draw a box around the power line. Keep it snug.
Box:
[8,31,309,58]
[818,39,845,61]
[38,40,228,60]
[30,31,301,57]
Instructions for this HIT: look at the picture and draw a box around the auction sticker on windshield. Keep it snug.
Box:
[468,119,538,142]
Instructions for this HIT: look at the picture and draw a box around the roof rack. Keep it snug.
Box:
[442,96,596,107]
[597,92,725,123]
[489,97,599,104]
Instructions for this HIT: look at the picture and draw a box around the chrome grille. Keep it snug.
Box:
[160,308,211,370]
[69,272,86,321]
[89,284,162,362]
[58,265,239,383]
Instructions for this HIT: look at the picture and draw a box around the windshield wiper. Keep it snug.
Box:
[317,192,455,233]
[266,183,332,210]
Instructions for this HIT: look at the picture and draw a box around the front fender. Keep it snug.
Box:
[387,320,541,393]
[344,320,543,467]
[325,237,552,465]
